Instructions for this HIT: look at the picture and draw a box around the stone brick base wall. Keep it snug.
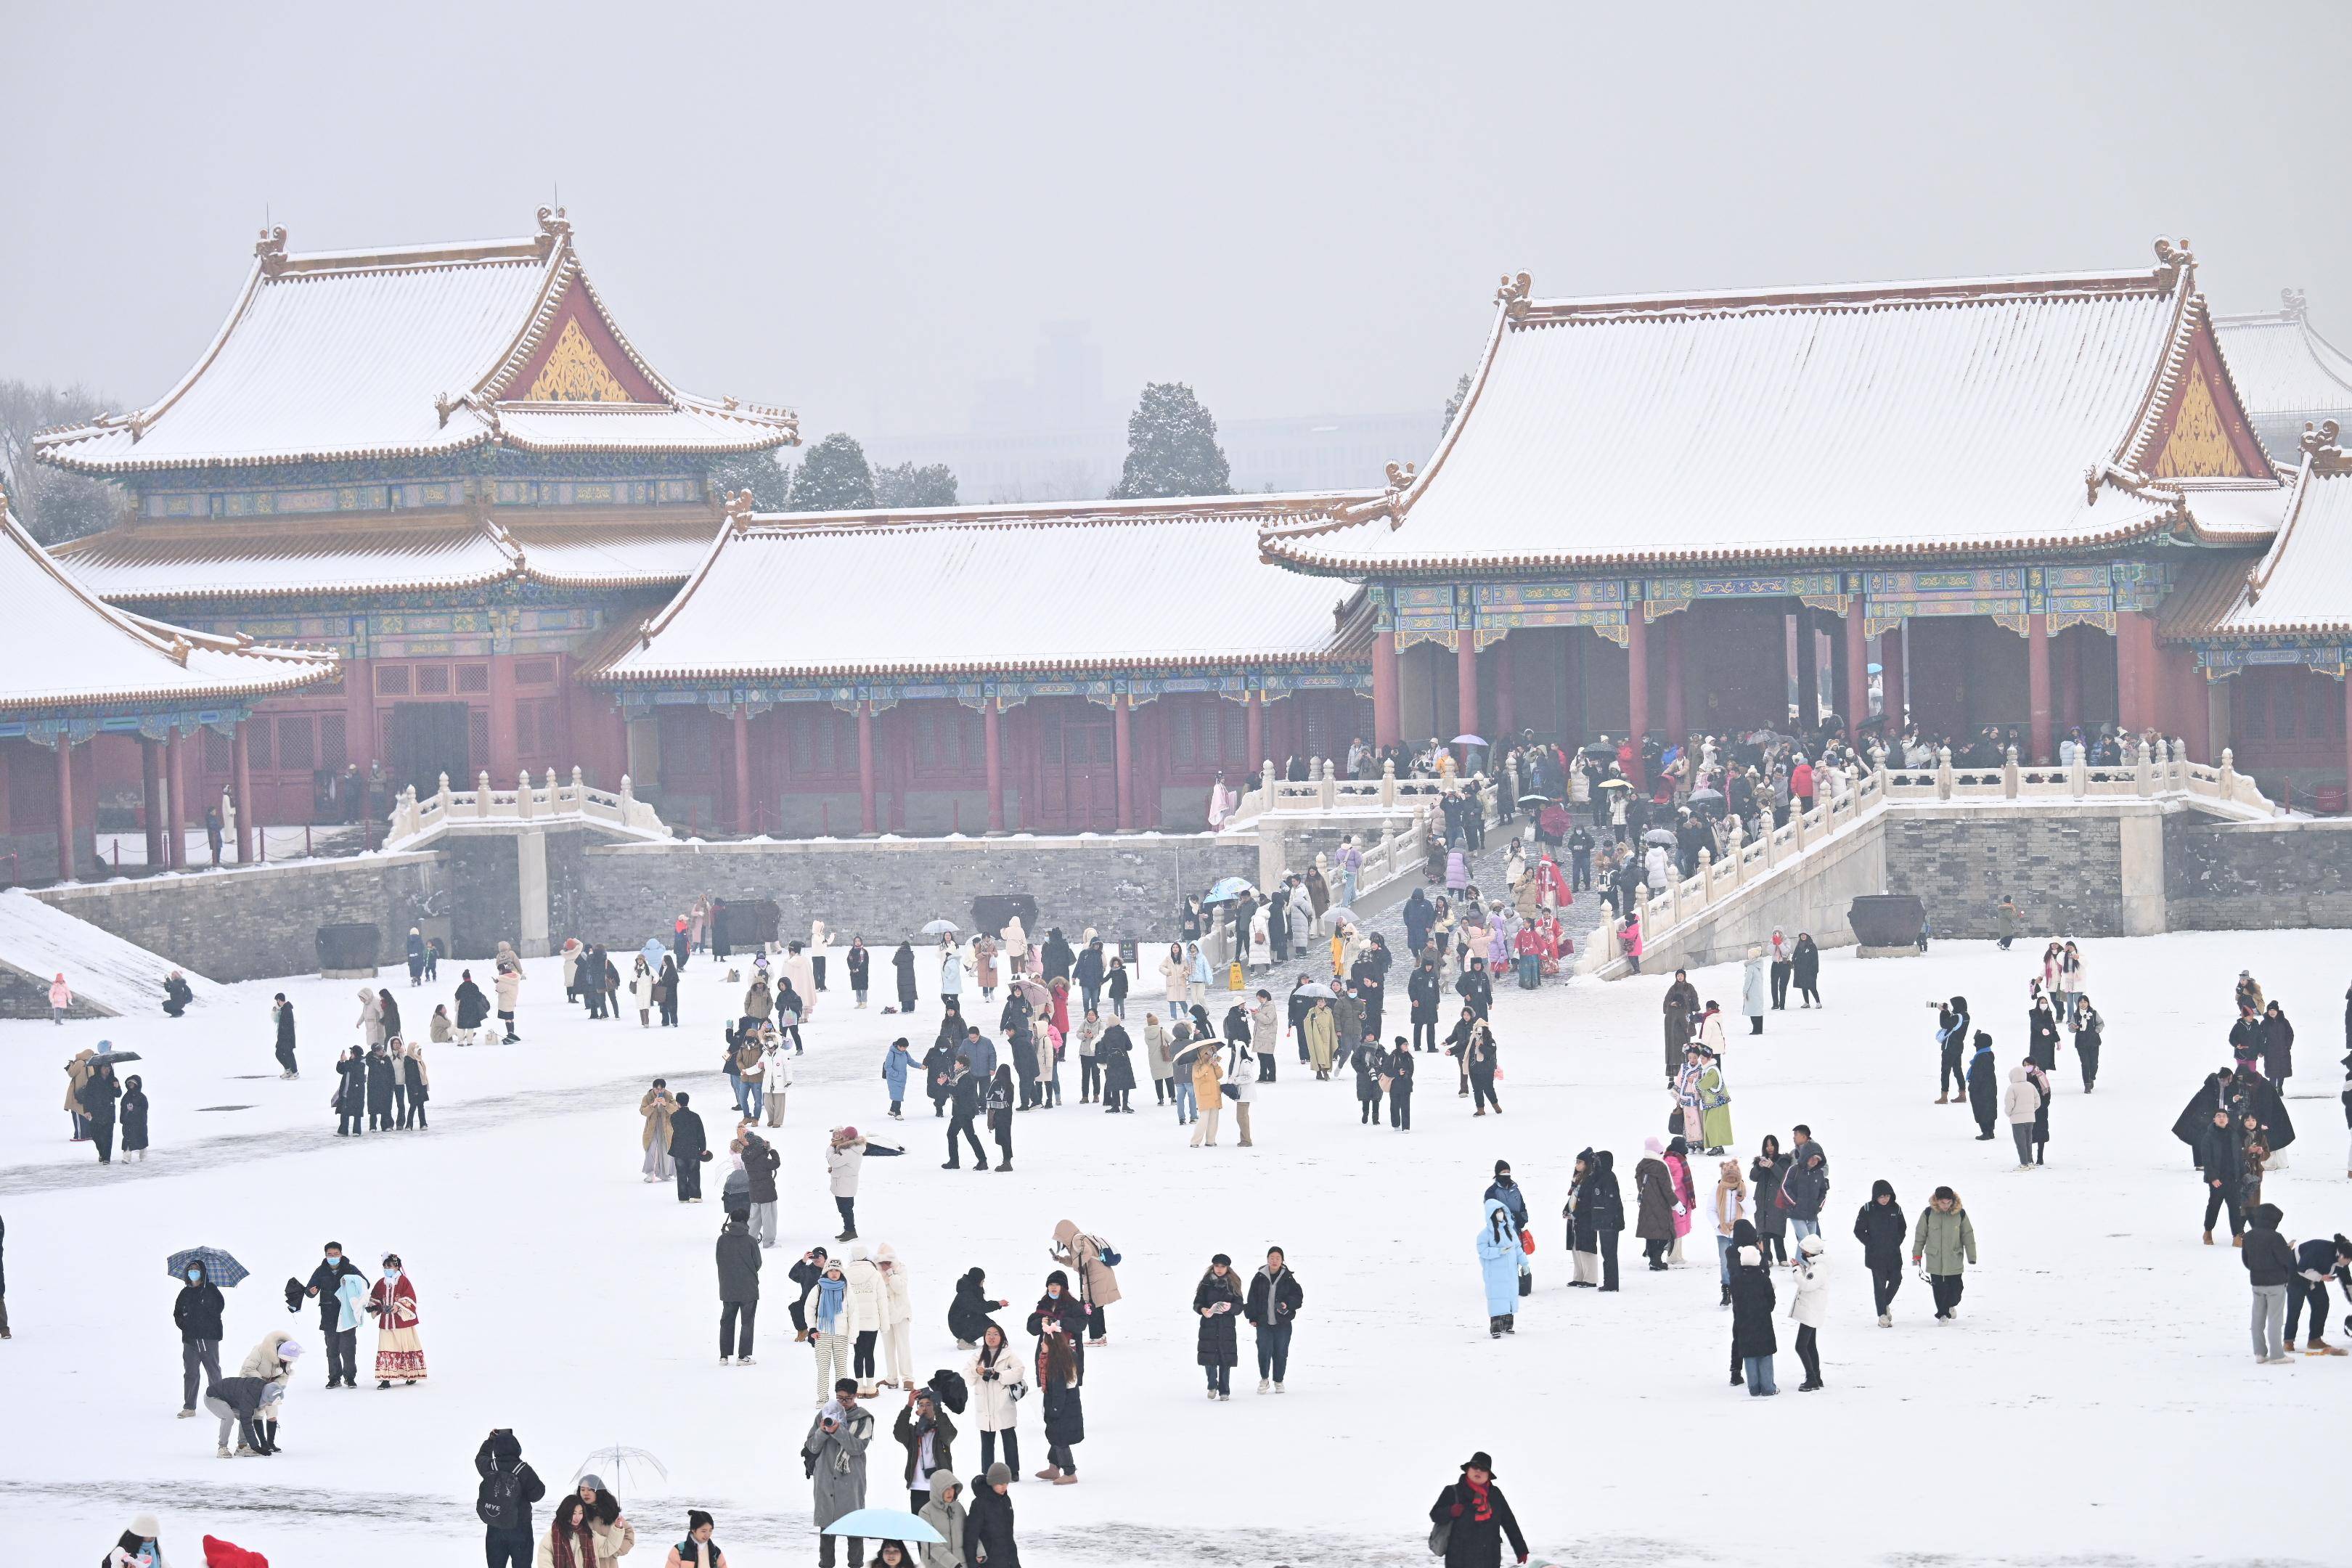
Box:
[2164,814,2352,930]
[565,835,1259,950]
[30,854,447,982]
[1885,811,2128,937]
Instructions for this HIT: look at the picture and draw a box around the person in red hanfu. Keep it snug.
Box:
[366,1252,427,1389]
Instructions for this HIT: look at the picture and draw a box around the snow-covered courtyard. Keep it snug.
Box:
[5,926,2345,1566]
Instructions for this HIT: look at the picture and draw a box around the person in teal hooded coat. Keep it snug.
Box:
[1477,1199,1521,1339]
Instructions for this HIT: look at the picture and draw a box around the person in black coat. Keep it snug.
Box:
[967,1463,1020,1561]
[1455,960,1493,1023]
[1748,1135,1791,1263]
[922,1032,957,1119]
[948,1267,1006,1349]
[1384,1038,1416,1131]
[2070,1000,2102,1093]
[1791,934,1821,1007]
[79,1063,120,1163]
[1568,1147,1624,1291]
[1408,960,1443,1053]
[715,1214,760,1363]
[272,993,298,1078]
[1096,1021,1136,1112]
[2197,1109,2245,1242]
[119,1075,150,1160]
[475,1429,547,1561]
[1964,1034,1998,1139]
[2026,995,2060,1072]
[2261,1003,2295,1091]
[1853,1178,1907,1324]
[669,1092,708,1204]
[1352,1036,1384,1125]
[846,939,870,1008]
[1428,1451,1527,1568]
[1024,1273,1088,1383]
[362,1045,394,1131]
[332,1048,366,1135]
[304,1244,364,1387]
[174,1257,226,1415]
[1192,1255,1244,1399]
[1727,1223,1778,1394]
[1072,939,1106,1016]
[891,942,918,1013]
[785,1246,829,1340]
[162,971,193,1017]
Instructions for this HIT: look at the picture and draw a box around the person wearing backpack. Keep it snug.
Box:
[1047,1221,1122,1346]
[475,1427,548,1568]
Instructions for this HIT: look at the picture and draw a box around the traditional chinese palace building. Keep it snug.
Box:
[35,210,796,834]
[33,225,2352,866]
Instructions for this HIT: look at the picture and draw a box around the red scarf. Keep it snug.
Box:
[549,1524,595,1568]
[1461,1477,1494,1522]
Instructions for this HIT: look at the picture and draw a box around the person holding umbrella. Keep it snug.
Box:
[173,1252,228,1418]
[80,1057,122,1164]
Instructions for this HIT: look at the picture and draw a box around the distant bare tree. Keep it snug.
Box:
[1440,371,1474,436]
[0,380,125,544]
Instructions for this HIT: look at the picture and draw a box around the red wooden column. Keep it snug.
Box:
[857,701,878,834]
[730,707,751,834]
[2025,614,2053,762]
[2343,677,2352,799]
[1844,603,1870,741]
[164,731,187,869]
[1455,632,1479,743]
[140,738,163,866]
[2057,626,2083,736]
[1371,632,1401,749]
[1246,687,1265,770]
[487,654,520,785]
[1793,610,1819,730]
[2115,612,2152,735]
[1879,625,1906,730]
[1662,614,1686,745]
[1495,637,1516,739]
[1114,695,1135,830]
[983,696,1005,833]
[1625,603,1649,785]
[233,719,256,862]
[55,737,76,883]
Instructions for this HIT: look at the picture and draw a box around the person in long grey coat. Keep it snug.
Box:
[1741,947,1768,1035]
[803,1379,875,1568]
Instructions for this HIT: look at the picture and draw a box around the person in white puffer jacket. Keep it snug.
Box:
[964,1321,1029,1476]
[1785,1233,1830,1392]
[844,1244,889,1394]
[875,1243,915,1390]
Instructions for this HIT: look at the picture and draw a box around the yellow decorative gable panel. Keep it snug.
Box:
[525,319,632,403]
[2152,359,2248,480]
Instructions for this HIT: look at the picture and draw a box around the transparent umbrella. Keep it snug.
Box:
[574,1445,668,1493]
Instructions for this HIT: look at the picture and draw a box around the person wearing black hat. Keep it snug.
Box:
[1428,1450,1527,1567]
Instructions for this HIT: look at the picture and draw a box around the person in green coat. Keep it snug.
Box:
[1910,1185,1977,1323]
[1696,1048,1733,1155]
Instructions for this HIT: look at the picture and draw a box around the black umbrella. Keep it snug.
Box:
[89,1050,144,1070]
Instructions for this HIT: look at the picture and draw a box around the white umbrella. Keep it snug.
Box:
[1294,981,1337,999]
[1453,733,1487,747]
[574,1445,668,1492]
[1325,905,1362,928]
[920,919,960,936]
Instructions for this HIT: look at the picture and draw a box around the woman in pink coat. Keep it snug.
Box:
[49,973,71,1024]
[1665,1137,1696,1265]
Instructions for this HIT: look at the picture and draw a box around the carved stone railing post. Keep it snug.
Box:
[1380,758,1397,808]
[1936,744,1954,801]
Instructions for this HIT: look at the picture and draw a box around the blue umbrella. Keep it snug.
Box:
[166,1246,249,1288]
[823,1507,942,1545]
[1202,875,1255,905]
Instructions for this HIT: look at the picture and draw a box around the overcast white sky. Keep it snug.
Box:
[4,1,2345,447]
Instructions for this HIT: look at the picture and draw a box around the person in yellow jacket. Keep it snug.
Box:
[1187,1039,1226,1148]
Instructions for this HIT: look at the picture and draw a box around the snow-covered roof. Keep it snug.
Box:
[33,210,796,476]
[595,492,1373,683]
[2212,292,2352,456]
[52,510,719,603]
[2201,429,2352,637]
[0,489,337,712]
[1263,242,2287,576]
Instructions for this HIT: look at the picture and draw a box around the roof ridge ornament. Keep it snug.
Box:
[256,225,290,277]
[724,489,758,533]
[1379,462,1418,531]
[534,205,571,259]
[2281,287,2309,322]
[2152,237,2194,295]
[1495,271,1533,321]
[2304,419,2348,473]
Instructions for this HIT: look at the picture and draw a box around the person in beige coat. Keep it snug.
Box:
[357,988,386,1050]
[1160,944,1192,1013]
[2002,1063,2043,1172]
[640,1080,677,1183]
[1002,916,1029,977]
[875,1243,915,1389]
[1186,1039,1226,1149]
[494,963,523,1043]
[1049,1220,1124,1344]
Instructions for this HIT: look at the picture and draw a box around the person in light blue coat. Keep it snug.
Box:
[1477,1198,1522,1339]
[882,1037,914,1119]
[1741,947,1768,1035]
